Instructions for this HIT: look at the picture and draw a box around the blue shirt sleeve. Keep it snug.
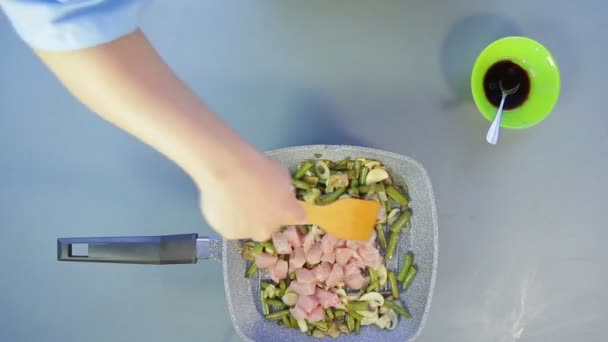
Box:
[1,0,152,51]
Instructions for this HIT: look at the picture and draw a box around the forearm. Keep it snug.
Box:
[34,30,252,187]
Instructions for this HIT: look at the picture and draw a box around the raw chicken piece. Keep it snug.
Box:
[358,245,382,270]
[289,247,306,273]
[345,271,367,290]
[335,248,355,266]
[315,288,341,309]
[306,242,322,265]
[326,264,344,288]
[287,282,317,296]
[283,226,303,249]
[295,268,316,283]
[254,253,278,268]
[290,305,307,321]
[320,250,335,264]
[313,262,332,283]
[269,259,288,283]
[303,231,315,253]
[296,294,319,314]
[307,305,325,322]
[272,232,292,255]
[320,233,339,255]
[344,261,360,277]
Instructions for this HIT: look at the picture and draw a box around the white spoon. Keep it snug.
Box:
[486,80,520,145]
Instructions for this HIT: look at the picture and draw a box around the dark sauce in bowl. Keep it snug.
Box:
[483,60,530,110]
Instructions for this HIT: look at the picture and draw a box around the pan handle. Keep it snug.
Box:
[57,233,201,265]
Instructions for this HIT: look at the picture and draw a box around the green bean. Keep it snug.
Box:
[386,186,409,206]
[245,262,258,278]
[261,289,270,315]
[282,314,291,327]
[289,314,298,328]
[265,298,287,309]
[369,267,378,284]
[386,230,399,261]
[402,219,412,233]
[292,179,311,190]
[346,301,368,312]
[279,280,286,292]
[383,300,411,318]
[389,208,412,232]
[295,161,314,179]
[358,185,370,194]
[397,253,413,283]
[319,187,346,204]
[403,265,417,290]
[252,243,264,255]
[261,241,276,255]
[366,281,378,293]
[354,161,362,179]
[346,308,364,321]
[265,309,290,321]
[359,166,369,185]
[350,178,360,189]
[354,318,361,334]
[289,272,296,280]
[302,175,319,186]
[388,271,400,299]
[309,320,328,331]
[325,308,334,320]
[384,200,392,217]
[376,223,387,250]
[346,314,355,331]
[261,281,270,289]
[334,309,345,318]
[347,160,355,170]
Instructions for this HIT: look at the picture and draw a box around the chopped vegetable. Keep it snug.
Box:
[397,253,413,283]
[265,310,290,321]
[403,265,417,290]
[386,186,409,206]
[295,161,314,179]
[245,262,258,278]
[239,156,418,338]
[383,300,411,319]
[388,271,400,299]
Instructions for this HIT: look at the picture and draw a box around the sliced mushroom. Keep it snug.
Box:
[359,292,385,308]
[385,310,399,330]
[361,315,379,326]
[282,292,298,306]
[379,305,390,315]
[366,168,389,185]
[333,288,347,298]
[346,290,363,301]
[375,312,391,329]
[378,265,388,287]
[364,161,381,169]
[297,319,308,333]
[387,208,401,225]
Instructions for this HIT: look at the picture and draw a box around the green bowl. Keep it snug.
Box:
[471,36,560,129]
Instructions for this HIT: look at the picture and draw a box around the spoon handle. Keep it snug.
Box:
[486,93,508,145]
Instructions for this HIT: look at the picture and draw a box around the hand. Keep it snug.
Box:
[197,149,306,241]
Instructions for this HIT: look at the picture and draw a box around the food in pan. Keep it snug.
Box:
[238,157,417,338]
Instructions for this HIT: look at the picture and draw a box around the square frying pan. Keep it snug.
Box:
[57,145,439,341]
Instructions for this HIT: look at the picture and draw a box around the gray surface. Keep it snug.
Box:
[0,1,606,342]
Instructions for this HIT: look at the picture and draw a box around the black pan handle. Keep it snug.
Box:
[57,233,199,265]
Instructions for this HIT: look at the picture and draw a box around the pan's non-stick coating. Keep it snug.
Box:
[222,145,438,342]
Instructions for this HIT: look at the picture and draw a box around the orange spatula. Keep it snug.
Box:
[296,199,380,241]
